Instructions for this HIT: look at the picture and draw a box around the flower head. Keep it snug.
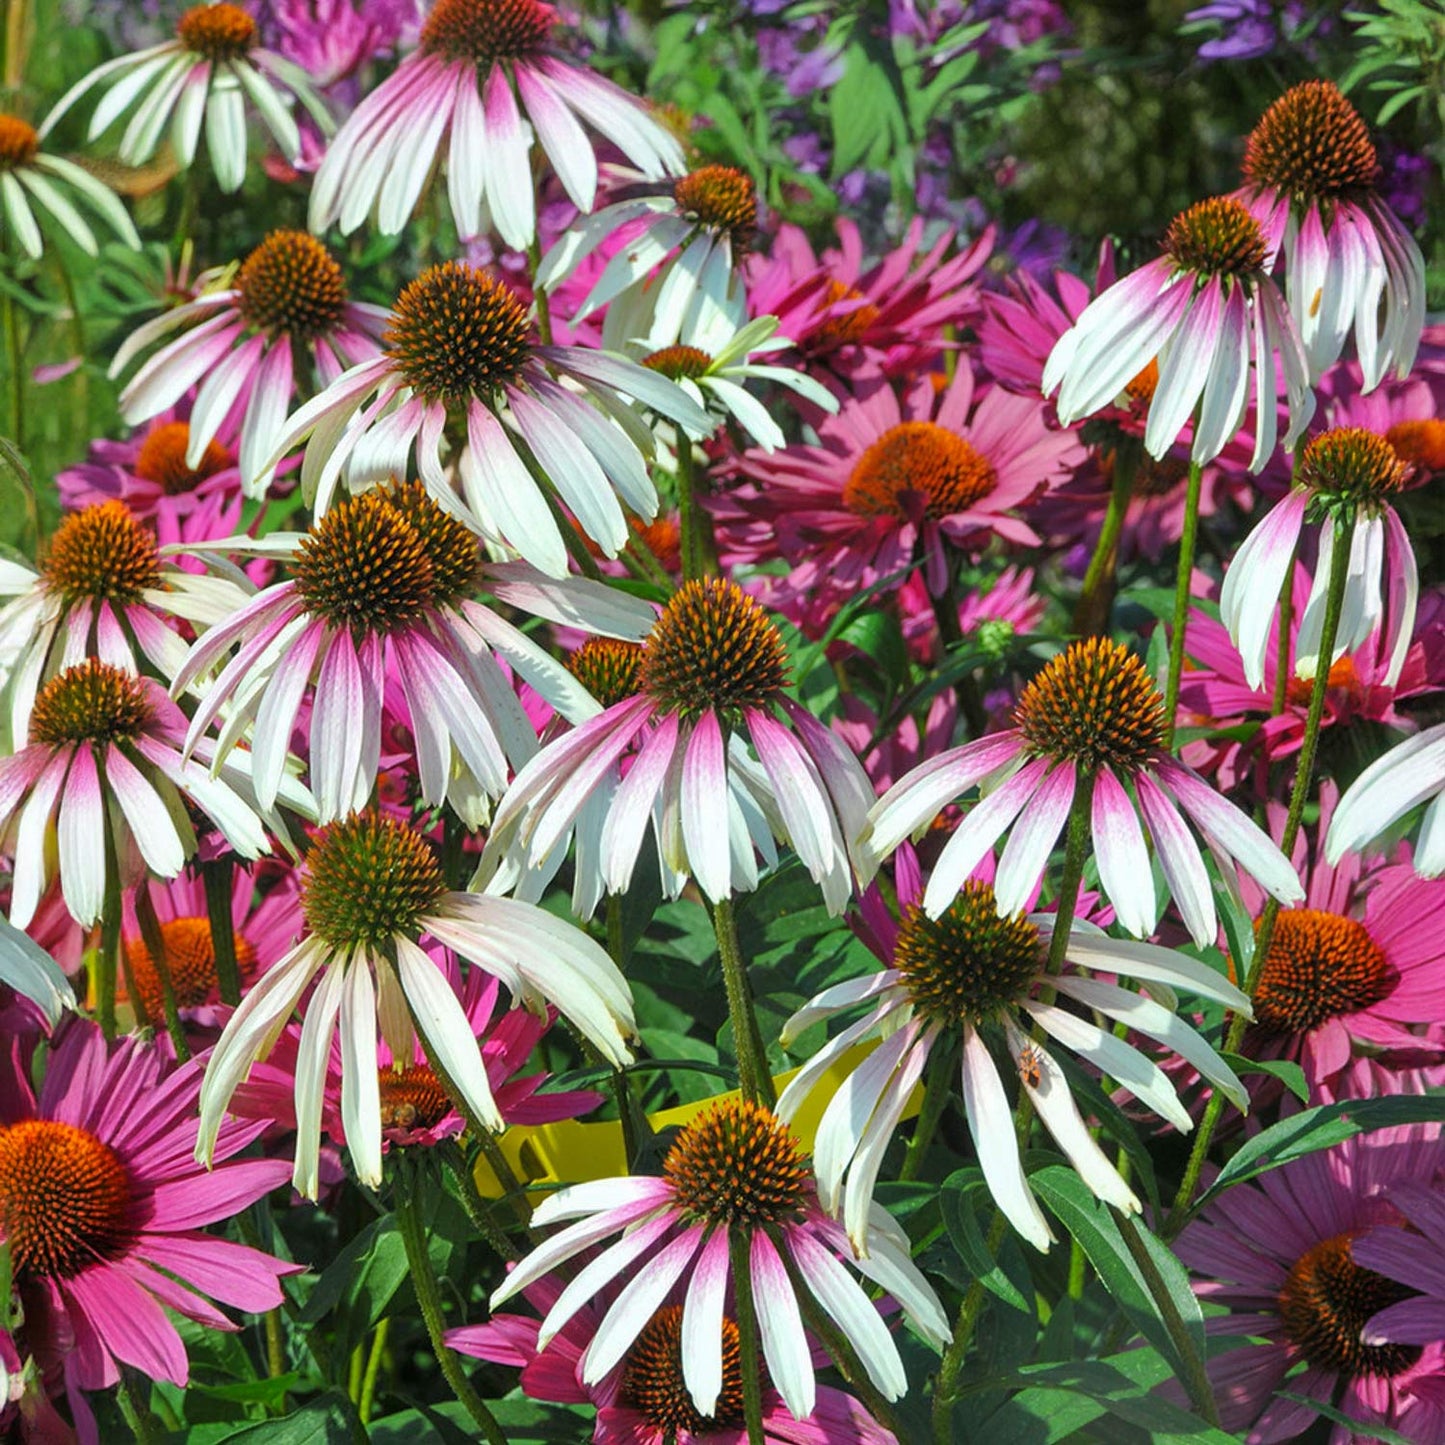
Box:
[111,231,388,494]
[780,866,1248,1251]
[1221,426,1419,692]
[0,661,280,927]
[0,112,138,258]
[1236,81,1424,389]
[42,3,331,192]
[266,261,710,576]
[309,0,684,248]
[491,1097,949,1423]
[198,809,636,1198]
[862,637,1304,942]
[174,479,653,823]
[1044,194,1314,468]
[483,578,875,915]
[0,1019,296,1401]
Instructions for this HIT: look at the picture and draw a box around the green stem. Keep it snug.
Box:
[358,1317,389,1424]
[475,1129,534,1232]
[1073,446,1137,637]
[1270,555,1297,717]
[676,438,707,582]
[3,286,24,452]
[605,894,649,1167]
[440,1141,522,1261]
[134,880,191,1061]
[528,236,553,346]
[931,1212,1009,1441]
[728,1231,767,1445]
[97,822,123,1040]
[1115,1210,1219,1426]
[265,1306,287,1405]
[1161,459,1204,749]
[713,897,774,1106]
[393,1161,507,1445]
[899,1034,958,1182]
[1166,513,1357,1235]
[115,1374,159,1443]
[202,857,242,1005]
[1044,771,1097,980]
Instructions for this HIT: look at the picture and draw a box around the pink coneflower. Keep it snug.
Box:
[537,164,758,349]
[742,217,994,388]
[481,578,875,915]
[322,957,604,1158]
[0,1019,296,1420]
[1228,785,1445,1093]
[1237,81,1424,389]
[1221,427,1417,691]
[265,261,709,576]
[42,3,329,192]
[1356,1180,1445,1361]
[0,113,139,259]
[1180,563,1438,790]
[0,661,276,928]
[173,481,652,823]
[112,231,388,494]
[120,863,303,1031]
[714,365,1081,616]
[1177,1129,1445,1443]
[308,0,684,248]
[197,811,637,1198]
[57,413,242,525]
[491,1098,949,1422]
[0,500,249,744]
[778,865,1248,1252]
[1328,721,1445,879]
[860,637,1304,942]
[1043,195,1314,468]
[451,1279,898,1443]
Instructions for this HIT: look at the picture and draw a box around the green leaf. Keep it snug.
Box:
[939,1169,1032,1311]
[1220,1054,1309,1104]
[1197,1094,1445,1206]
[828,39,910,177]
[1273,1392,1418,1445]
[1030,1168,1205,1382]
[220,1393,361,1444]
[297,1215,410,1362]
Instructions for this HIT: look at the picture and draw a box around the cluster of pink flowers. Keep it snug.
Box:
[4,4,1445,1442]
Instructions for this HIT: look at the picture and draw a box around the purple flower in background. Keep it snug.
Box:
[1379,139,1432,234]
[1185,1,1320,62]
[256,0,421,87]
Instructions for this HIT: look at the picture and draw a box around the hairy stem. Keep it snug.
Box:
[899,1035,958,1182]
[713,897,774,1106]
[728,1231,767,1445]
[1161,459,1204,749]
[1073,446,1137,637]
[393,1161,507,1445]
[96,825,123,1040]
[134,880,191,1061]
[202,857,242,1005]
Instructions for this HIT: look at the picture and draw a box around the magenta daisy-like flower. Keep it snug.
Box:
[111,231,389,494]
[0,661,278,928]
[1356,1180,1445,1364]
[1237,81,1424,390]
[120,862,304,1033]
[0,500,249,745]
[308,0,684,248]
[1043,195,1314,468]
[481,578,876,915]
[266,261,710,576]
[320,958,603,1159]
[742,216,994,388]
[1230,785,1445,1093]
[173,481,653,823]
[0,112,139,260]
[1222,427,1417,691]
[41,2,330,193]
[0,1018,297,1406]
[715,364,1082,614]
[1177,1129,1445,1444]
[860,637,1304,943]
[490,1097,949,1423]
[452,1279,898,1443]
[198,811,636,1199]
[778,865,1248,1252]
